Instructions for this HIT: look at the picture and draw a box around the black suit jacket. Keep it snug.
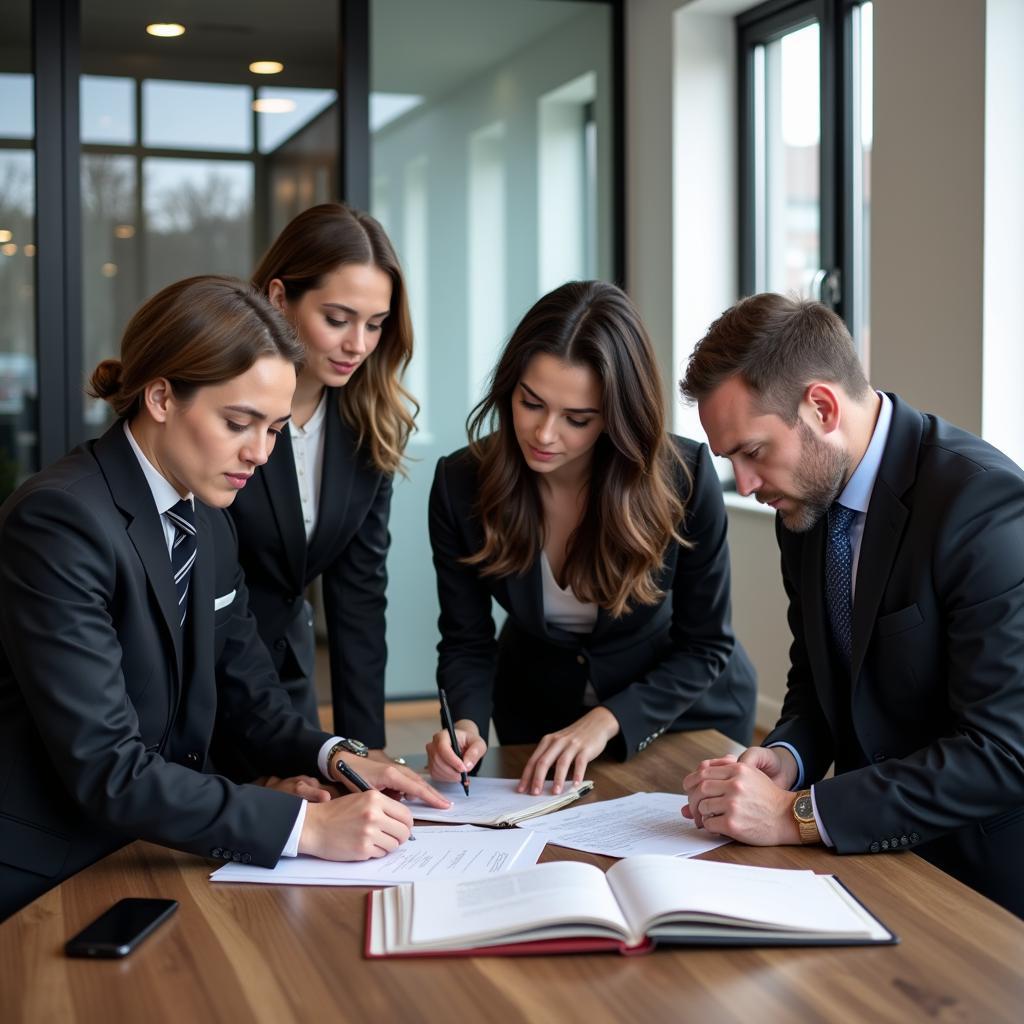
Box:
[429,437,757,757]
[765,394,1024,915]
[0,423,332,919]
[228,389,392,746]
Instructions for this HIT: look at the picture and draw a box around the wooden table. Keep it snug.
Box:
[3,730,1023,1023]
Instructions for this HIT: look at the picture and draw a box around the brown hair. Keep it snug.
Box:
[251,203,416,476]
[88,274,302,419]
[680,293,870,422]
[465,280,689,618]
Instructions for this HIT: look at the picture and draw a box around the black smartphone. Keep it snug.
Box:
[65,898,178,958]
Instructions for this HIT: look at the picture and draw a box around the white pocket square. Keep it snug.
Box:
[213,590,236,611]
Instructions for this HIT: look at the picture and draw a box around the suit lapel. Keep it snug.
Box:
[801,516,839,728]
[850,395,919,682]
[505,559,549,639]
[308,391,356,568]
[94,423,184,680]
[260,422,307,592]
[185,504,217,728]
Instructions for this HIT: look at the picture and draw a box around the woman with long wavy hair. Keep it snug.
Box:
[426,280,756,793]
[224,203,416,767]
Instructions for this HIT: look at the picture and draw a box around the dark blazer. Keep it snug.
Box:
[0,423,332,920]
[228,389,392,747]
[429,437,757,758]
[765,394,1024,916]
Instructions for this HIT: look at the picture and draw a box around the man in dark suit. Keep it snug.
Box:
[678,293,1024,918]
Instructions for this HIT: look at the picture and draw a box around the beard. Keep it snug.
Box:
[769,421,850,533]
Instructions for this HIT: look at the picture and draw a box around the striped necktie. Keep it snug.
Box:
[166,499,197,629]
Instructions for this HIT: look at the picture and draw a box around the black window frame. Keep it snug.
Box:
[737,0,868,331]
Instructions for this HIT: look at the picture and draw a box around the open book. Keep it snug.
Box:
[407,777,594,827]
[366,855,895,958]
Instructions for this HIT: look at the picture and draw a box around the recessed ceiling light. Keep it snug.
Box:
[252,98,297,114]
[249,61,284,75]
[101,262,119,277]
[0,229,11,243]
[114,224,136,239]
[146,23,186,38]
[1,243,18,256]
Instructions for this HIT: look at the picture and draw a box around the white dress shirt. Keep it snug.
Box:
[288,390,329,541]
[540,551,600,706]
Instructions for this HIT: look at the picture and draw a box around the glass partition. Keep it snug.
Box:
[0,3,38,500]
[370,0,616,698]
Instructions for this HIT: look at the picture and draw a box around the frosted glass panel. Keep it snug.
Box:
[370,0,615,699]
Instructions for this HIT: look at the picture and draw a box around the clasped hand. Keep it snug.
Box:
[681,746,801,845]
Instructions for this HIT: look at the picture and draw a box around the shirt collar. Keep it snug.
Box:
[290,389,329,439]
[123,420,194,516]
[836,391,892,515]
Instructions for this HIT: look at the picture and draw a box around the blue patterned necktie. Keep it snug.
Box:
[825,502,857,664]
[166,499,197,629]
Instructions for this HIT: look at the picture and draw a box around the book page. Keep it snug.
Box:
[210,826,544,886]
[607,856,876,937]
[523,792,731,858]
[406,861,633,948]
[406,776,593,825]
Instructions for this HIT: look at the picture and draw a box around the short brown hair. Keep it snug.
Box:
[679,293,869,423]
[252,203,416,476]
[88,275,302,419]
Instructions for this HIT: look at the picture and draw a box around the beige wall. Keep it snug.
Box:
[627,0,994,728]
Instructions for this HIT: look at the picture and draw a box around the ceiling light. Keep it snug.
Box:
[249,61,284,75]
[1,243,18,256]
[24,244,36,257]
[101,262,118,277]
[114,224,136,239]
[252,98,296,114]
[0,229,11,243]
[146,23,185,38]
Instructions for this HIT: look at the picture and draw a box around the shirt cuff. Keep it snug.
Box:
[811,785,834,847]
[280,800,307,858]
[317,736,344,778]
[767,742,804,790]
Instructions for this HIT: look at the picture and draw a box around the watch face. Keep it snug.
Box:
[794,795,814,820]
[341,737,369,757]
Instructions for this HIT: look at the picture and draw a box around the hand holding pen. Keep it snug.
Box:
[439,688,470,796]
[425,689,489,791]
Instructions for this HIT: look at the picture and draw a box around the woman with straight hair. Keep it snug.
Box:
[226,203,414,758]
[426,280,756,794]
[0,275,446,921]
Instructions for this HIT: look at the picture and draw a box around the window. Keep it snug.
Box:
[739,0,873,354]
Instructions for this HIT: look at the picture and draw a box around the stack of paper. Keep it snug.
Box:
[520,792,731,858]
[407,777,594,826]
[210,825,546,887]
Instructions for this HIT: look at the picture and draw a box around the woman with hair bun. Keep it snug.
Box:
[426,280,756,794]
[0,274,446,920]
[226,203,416,759]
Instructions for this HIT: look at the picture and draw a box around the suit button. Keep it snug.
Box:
[232,852,242,862]
[211,847,222,858]
[242,853,252,864]
[873,753,887,763]
[186,752,200,766]
[910,832,920,843]
[869,842,880,853]
[274,638,287,651]
[222,850,233,859]
[900,835,909,846]
[576,654,586,665]
[881,840,890,850]
[891,837,899,849]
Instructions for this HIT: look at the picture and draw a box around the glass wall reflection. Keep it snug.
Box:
[0,3,38,501]
[370,0,615,697]
[79,0,339,433]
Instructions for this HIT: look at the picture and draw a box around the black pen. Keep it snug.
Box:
[334,756,416,839]
[439,687,470,797]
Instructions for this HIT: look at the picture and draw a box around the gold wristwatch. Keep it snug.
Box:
[792,789,821,844]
